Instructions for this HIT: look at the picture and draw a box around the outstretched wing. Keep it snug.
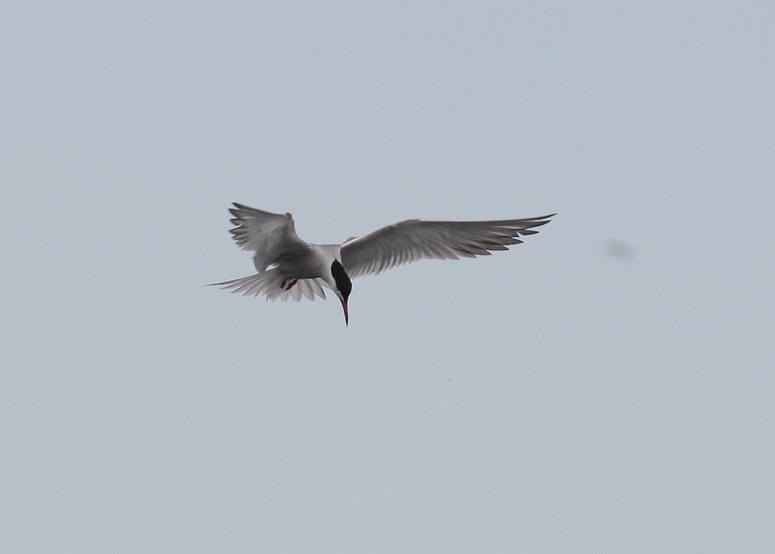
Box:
[340,215,555,278]
[227,203,309,272]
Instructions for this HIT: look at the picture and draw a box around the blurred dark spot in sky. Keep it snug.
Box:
[603,239,635,263]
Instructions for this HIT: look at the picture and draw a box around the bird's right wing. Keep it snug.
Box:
[227,203,309,272]
[340,215,555,278]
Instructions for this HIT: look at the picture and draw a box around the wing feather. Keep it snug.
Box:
[340,215,555,278]
[227,203,309,273]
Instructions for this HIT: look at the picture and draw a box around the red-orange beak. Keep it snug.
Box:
[338,295,349,326]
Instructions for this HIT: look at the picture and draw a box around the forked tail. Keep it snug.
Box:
[209,272,328,302]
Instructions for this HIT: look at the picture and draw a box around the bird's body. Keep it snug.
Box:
[212,203,554,324]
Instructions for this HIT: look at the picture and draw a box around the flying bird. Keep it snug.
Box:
[211,203,554,325]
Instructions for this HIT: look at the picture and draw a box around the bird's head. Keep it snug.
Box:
[330,259,352,326]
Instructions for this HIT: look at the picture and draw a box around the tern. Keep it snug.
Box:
[211,203,554,325]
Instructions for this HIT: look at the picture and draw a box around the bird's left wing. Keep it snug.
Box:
[227,203,309,272]
[340,215,555,278]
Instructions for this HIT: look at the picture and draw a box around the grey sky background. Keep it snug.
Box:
[2,2,774,552]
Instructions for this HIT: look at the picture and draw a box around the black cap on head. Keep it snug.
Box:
[330,260,352,300]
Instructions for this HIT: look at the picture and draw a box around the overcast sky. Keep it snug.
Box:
[2,2,774,552]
